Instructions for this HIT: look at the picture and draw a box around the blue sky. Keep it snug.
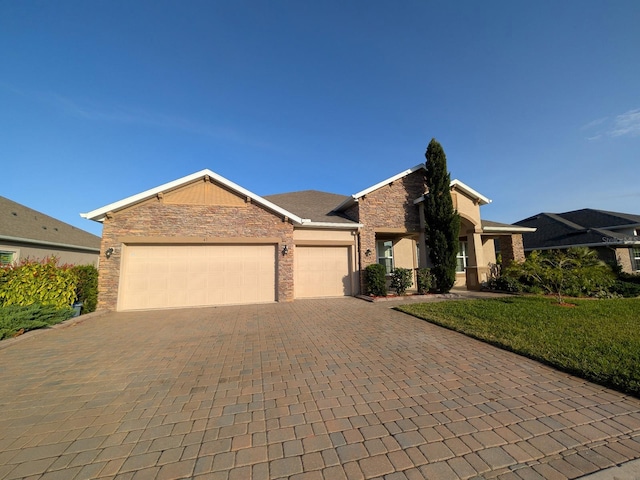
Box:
[1,1,639,237]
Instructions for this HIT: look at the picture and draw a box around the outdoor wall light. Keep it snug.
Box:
[365,249,372,256]
[282,245,288,256]
[105,247,114,259]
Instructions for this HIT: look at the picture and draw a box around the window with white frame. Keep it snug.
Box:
[633,247,640,271]
[377,240,394,275]
[456,241,468,273]
[0,251,16,266]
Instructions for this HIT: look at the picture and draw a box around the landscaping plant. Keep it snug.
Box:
[0,303,74,340]
[416,267,434,294]
[70,264,99,313]
[0,257,77,309]
[424,138,460,293]
[503,247,615,303]
[390,268,413,295]
[365,263,387,296]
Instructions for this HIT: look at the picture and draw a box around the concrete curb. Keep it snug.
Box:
[0,309,111,351]
[578,459,640,479]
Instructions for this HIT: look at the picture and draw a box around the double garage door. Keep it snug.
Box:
[119,244,276,311]
[118,244,353,311]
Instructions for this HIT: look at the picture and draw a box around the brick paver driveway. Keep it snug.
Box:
[1,298,639,480]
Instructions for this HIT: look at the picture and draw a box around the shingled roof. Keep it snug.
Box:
[514,209,640,250]
[263,190,357,224]
[0,196,101,251]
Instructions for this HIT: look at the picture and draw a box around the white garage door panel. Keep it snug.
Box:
[119,245,276,310]
[295,246,352,298]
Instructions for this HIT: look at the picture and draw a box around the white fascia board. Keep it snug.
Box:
[80,169,305,224]
[333,164,426,212]
[450,179,492,205]
[413,180,492,206]
[353,164,425,199]
[483,226,536,233]
[297,221,363,229]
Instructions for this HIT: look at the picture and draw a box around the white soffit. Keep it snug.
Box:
[80,169,305,224]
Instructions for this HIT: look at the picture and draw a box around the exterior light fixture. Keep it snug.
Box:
[365,249,372,256]
[282,245,288,256]
[105,247,114,259]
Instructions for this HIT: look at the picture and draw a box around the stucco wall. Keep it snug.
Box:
[98,196,294,311]
[0,242,98,266]
[452,191,481,228]
[293,229,354,242]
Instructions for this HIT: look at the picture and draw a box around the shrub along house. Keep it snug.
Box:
[81,166,529,311]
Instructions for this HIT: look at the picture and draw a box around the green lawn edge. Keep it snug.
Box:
[395,296,640,398]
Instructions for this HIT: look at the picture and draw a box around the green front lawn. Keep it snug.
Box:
[397,296,640,397]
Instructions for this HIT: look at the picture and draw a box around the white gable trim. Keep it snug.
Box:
[80,169,305,224]
[413,179,492,206]
[333,164,426,211]
[450,179,491,205]
[482,226,536,233]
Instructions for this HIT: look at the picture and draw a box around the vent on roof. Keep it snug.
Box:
[11,212,17,216]
[42,226,47,230]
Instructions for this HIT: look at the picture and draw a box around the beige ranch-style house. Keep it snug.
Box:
[81,166,531,311]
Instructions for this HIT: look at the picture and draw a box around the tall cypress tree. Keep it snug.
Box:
[424,138,460,293]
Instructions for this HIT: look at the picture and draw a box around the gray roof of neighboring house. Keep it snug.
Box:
[514,209,640,250]
[481,219,536,233]
[263,190,357,224]
[0,196,101,251]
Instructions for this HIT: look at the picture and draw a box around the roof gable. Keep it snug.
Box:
[334,164,428,211]
[81,169,306,225]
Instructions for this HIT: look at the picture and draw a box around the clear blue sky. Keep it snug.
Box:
[2,1,639,237]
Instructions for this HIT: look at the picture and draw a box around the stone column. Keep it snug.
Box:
[499,234,525,267]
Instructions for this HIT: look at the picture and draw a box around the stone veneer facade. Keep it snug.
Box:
[98,195,294,311]
[342,170,427,291]
[498,234,525,267]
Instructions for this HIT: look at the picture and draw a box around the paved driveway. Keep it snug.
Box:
[1,298,639,480]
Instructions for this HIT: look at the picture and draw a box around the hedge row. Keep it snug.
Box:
[0,257,98,314]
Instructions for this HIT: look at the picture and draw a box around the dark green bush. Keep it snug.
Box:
[390,268,413,295]
[486,275,522,293]
[365,263,387,297]
[610,280,640,298]
[504,248,615,303]
[0,304,74,340]
[71,265,98,313]
[619,272,640,284]
[416,268,434,294]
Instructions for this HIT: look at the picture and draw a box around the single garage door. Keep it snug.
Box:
[119,244,276,310]
[294,246,352,298]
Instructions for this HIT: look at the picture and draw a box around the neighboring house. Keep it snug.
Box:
[0,195,101,266]
[514,209,640,273]
[81,166,529,311]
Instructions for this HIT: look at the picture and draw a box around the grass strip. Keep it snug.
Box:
[396,296,640,397]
